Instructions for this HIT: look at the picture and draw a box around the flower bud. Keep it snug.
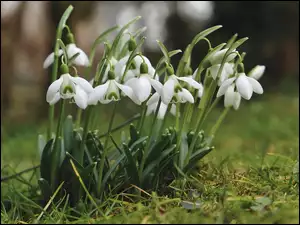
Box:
[248,65,265,80]
[66,33,75,44]
[140,62,148,74]
[128,38,137,51]
[60,64,69,74]
[108,70,115,80]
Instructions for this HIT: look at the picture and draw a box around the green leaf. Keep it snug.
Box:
[71,130,83,162]
[142,144,176,182]
[38,178,52,202]
[89,25,119,66]
[40,139,54,183]
[230,37,248,52]
[129,123,139,146]
[177,25,223,74]
[110,16,142,57]
[145,133,171,166]
[63,115,73,153]
[183,146,214,173]
[133,26,147,38]
[123,143,140,186]
[225,33,238,49]
[191,25,223,47]
[156,40,170,63]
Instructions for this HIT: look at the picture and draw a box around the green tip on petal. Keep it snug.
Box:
[140,62,148,74]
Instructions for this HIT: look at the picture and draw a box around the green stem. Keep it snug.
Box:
[51,100,65,190]
[137,102,147,134]
[76,109,82,128]
[47,6,74,140]
[209,107,230,137]
[78,106,93,165]
[97,102,118,197]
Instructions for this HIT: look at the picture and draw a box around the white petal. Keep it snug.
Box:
[209,64,221,80]
[162,78,175,105]
[146,92,160,106]
[179,88,194,103]
[74,86,88,109]
[43,50,63,69]
[176,76,202,89]
[146,102,156,116]
[216,77,236,97]
[233,92,241,110]
[224,85,235,108]
[126,76,151,102]
[197,83,204,98]
[170,104,177,116]
[115,55,130,77]
[236,74,253,100]
[158,103,168,119]
[71,76,94,93]
[149,78,163,96]
[248,65,265,80]
[60,74,76,99]
[114,81,141,105]
[49,92,61,105]
[246,77,263,94]
[88,82,109,105]
[67,44,89,66]
[46,77,63,103]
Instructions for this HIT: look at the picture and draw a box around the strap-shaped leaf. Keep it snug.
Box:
[156,40,170,63]
[145,133,171,166]
[40,139,54,183]
[123,144,140,186]
[183,146,214,173]
[179,132,189,170]
[142,144,176,182]
[38,178,52,202]
[110,16,141,58]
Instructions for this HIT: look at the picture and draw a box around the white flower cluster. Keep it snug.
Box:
[44,33,265,118]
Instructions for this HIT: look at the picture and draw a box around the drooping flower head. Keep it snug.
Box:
[88,70,140,105]
[146,92,176,119]
[161,65,202,105]
[125,60,162,103]
[46,64,93,109]
[43,32,89,69]
[217,70,264,110]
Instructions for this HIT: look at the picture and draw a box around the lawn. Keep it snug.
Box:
[1,80,299,224]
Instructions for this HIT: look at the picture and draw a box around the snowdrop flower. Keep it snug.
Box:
[114,55,156,82]
[248,65,266,80]
[125,62,163,103]
[88,70,140,105]
[208,62,234,86]
[223,85,241,110]
[146,93,176,119]
[217,73,263,102]
[161,67,202,105]
[208,48,238,65]
[46,67,93,109]
[43,33,89,69]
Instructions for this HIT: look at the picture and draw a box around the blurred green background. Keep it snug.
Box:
[1,1,299,169]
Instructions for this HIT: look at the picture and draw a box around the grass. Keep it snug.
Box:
[1,80,299,224]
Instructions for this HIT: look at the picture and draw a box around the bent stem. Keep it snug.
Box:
[97,102,118,197]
